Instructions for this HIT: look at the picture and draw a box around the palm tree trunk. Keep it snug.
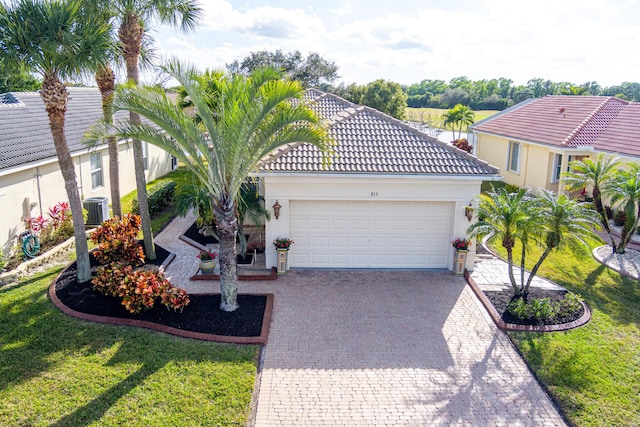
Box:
[505,247,520,296]
[96,65,122,217]
[121,14,155,260]
[214,195,239,312]
[107,135,121,217]
[523,246,553,298]
[40,74,91,283]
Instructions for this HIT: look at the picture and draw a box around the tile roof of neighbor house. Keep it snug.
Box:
[260,89,499,176]
[0,87,132,172]
[471,95,640,157]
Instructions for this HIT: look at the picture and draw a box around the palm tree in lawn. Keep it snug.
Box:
[521,190,600,297]
[101,62,332,311]
[467,187,536,297]
[563,153,620,250]
[111,0,202,259]
[604,163,640,254]
[0,0,111,283]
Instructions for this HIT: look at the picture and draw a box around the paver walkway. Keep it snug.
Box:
[154,218,566,426]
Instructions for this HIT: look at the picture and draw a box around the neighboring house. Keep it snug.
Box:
[256,89,500,272]
[469,95,640,192]
[0,88,176,255]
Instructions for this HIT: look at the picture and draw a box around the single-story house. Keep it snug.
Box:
[469,95,640,192]
[0,88,176,256]
[257,89,500,272]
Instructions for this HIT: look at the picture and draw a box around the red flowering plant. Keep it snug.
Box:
[273,237,294,249]
[197,249,218,261]
[451,238,471,251]
[22,215,48,235]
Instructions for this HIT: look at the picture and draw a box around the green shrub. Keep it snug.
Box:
[132,180,176,216]
[556,292,583,317]
[508,292,583,322]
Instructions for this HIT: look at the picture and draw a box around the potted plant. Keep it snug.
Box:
[273,237,294,274]
[197,249,218,274]
[451,238,470,275]
[273,237,294,250]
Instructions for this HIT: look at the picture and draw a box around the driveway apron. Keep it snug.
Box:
[250,270,565,426]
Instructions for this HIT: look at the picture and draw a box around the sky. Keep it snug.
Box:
[151,0,640,88]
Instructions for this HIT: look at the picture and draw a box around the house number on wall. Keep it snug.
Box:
[370,191,378,197]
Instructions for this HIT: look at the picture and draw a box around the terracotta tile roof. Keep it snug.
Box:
[260,90,498,176]
[471,95,640,155]
[592,103,640,156]
[0,88,132,171]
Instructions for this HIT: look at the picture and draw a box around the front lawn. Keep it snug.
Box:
[0,267,259,426]
[489,240,640,427]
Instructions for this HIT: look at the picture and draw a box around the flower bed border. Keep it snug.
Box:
[465,270,591,332]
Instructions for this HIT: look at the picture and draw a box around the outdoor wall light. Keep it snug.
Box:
[464,204,474,222]
[272,200,282,220]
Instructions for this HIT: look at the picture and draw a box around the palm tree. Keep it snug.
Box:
[98,61,332,311]
[442,104,474,141]
[0,0,111,283]
[467,188,533,295]
[522,190,600,296]
[563,153,620,249]
[604,163,640,254]
[110,0,201,259]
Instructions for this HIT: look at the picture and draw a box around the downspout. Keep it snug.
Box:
[35,167,43,217]
[523,144,530,187]
[77,155,84,199]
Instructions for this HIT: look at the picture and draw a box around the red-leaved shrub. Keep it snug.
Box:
[92,263,190,314]
[91,214,145,266]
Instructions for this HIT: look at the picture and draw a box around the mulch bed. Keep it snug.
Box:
[483,287,584,326]
[50,244,272,344]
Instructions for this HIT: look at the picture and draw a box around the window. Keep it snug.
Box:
[507,141,521,173]
[551,154,563,183]
[90,152,103,189]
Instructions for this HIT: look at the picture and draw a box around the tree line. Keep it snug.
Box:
[404,77,640,110]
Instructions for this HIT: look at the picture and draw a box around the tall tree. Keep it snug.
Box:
[96,62,333,311]
[111,0,201,259]
[359,79,407,119]
[0,0,111,283]
[563,153,620,250]
[227,50,339,87]
[0,58,41,92]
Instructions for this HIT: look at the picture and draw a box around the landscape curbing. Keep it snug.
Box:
[190,267,277,281]
[592,245,640,279]
[465,269,592,332]
[48,259,274,345]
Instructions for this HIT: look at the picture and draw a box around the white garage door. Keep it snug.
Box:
[290,200,453,269]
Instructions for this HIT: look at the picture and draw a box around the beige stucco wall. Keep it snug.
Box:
[0,141,174,255]
[258,174,483,272]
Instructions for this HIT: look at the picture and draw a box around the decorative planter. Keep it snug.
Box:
[199,259,216,274]
[276,248,288,275]
[454,250,468,275]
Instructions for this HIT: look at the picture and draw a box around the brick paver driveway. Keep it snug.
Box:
[247,270,565,426]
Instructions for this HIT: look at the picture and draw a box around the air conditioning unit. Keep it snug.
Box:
[83,197,110,226]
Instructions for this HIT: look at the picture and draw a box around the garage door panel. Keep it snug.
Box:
[290,201,452,268]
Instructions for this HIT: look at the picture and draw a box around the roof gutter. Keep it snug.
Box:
[252,171,503,181]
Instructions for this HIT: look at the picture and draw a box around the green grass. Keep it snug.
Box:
[0,267,259,426]
[405,107,499,132]
[120,166,194,235]
[489,239,640,427]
